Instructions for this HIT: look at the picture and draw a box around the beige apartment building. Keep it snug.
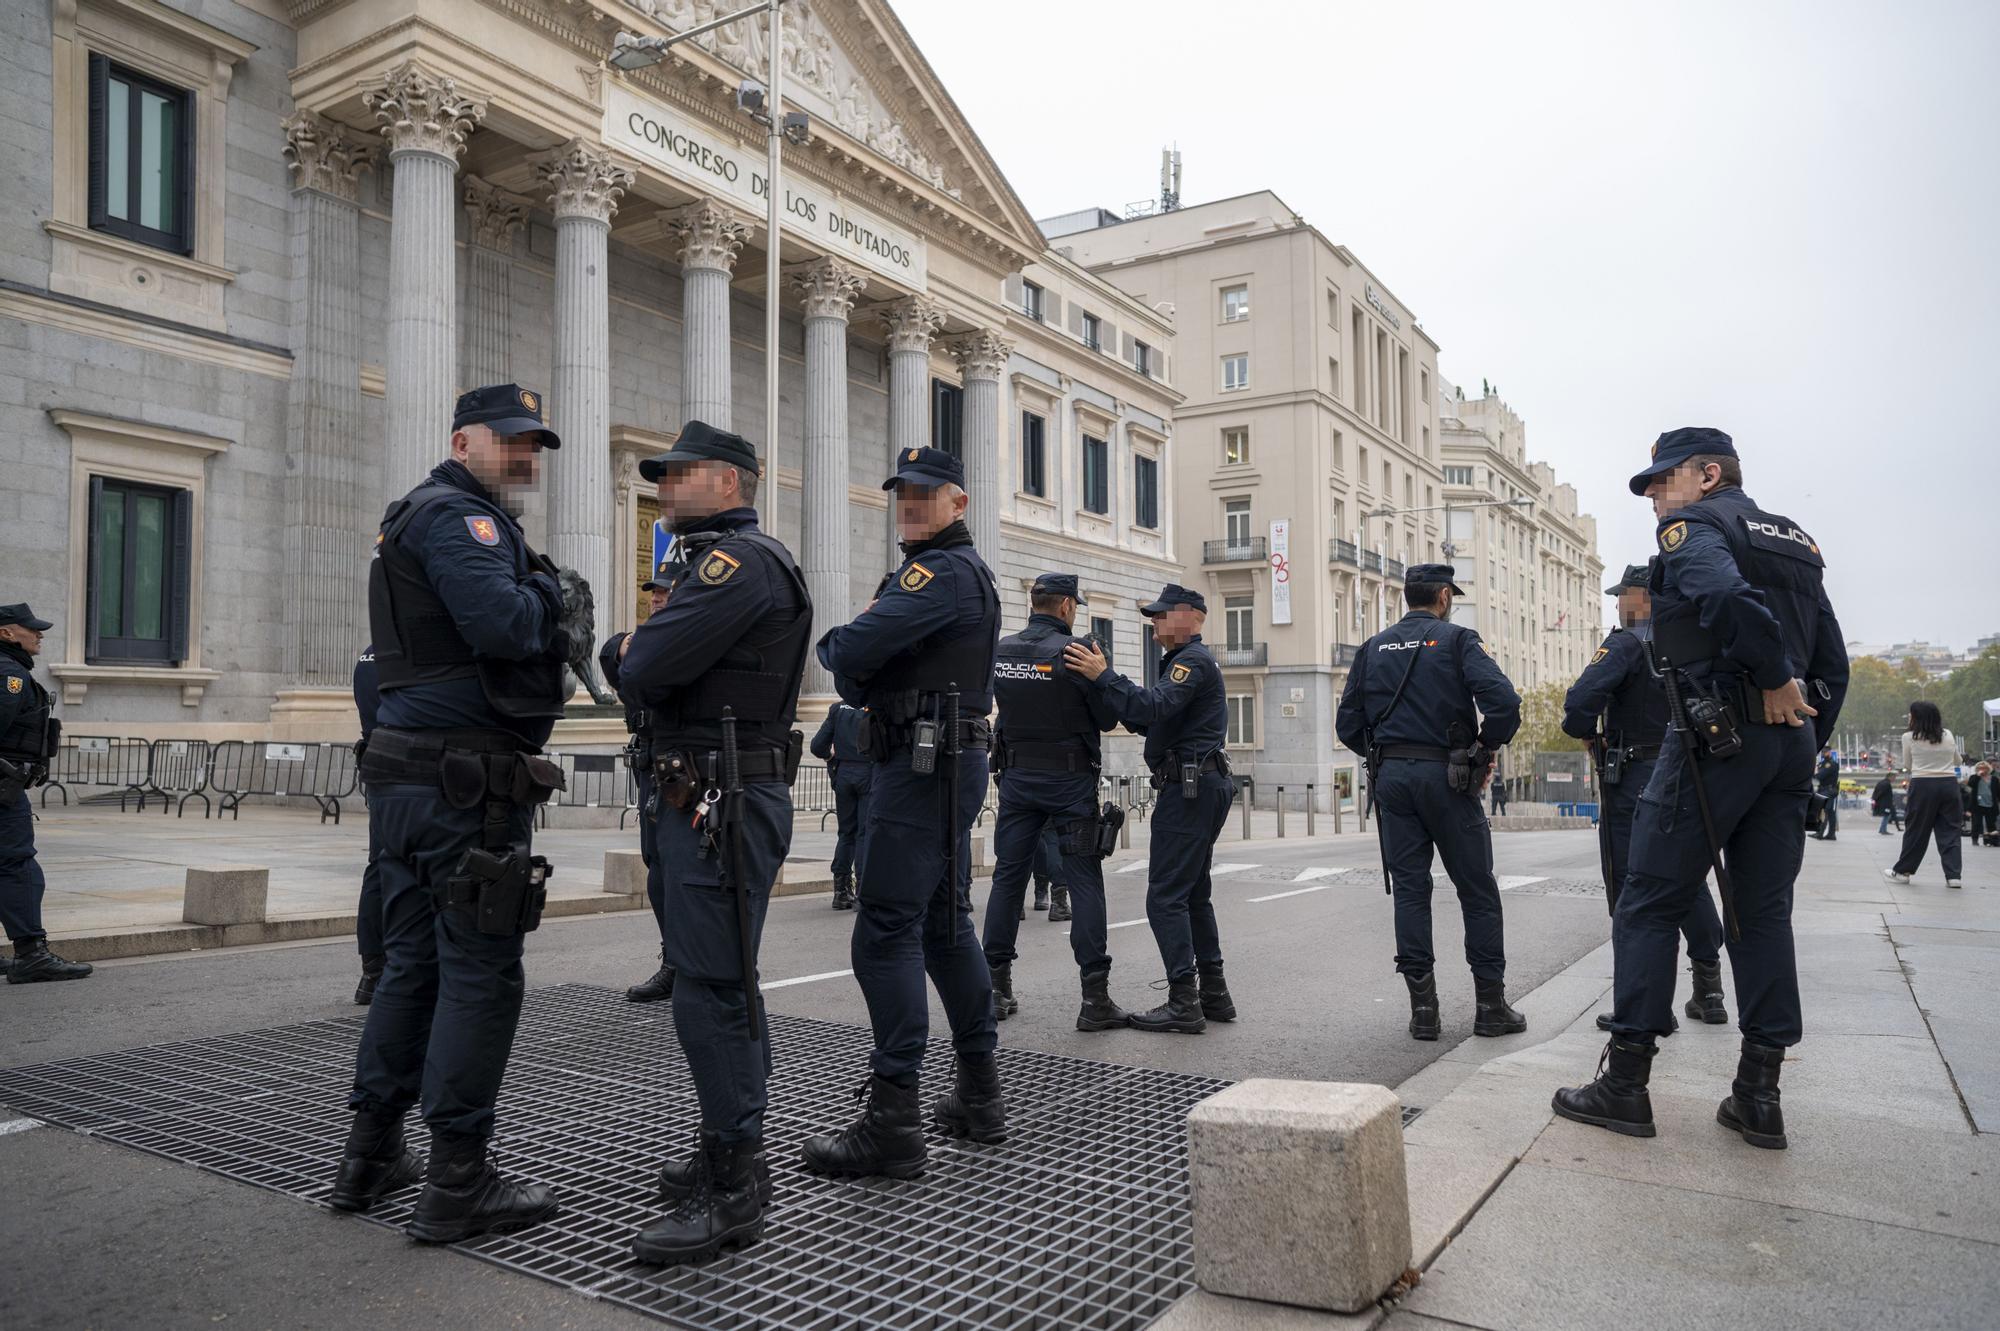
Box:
[1046,192,1447,809]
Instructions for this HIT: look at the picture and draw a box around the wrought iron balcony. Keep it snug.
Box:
[1330,538,1358,567]
[1203,538,1267,564]
[1218,642,1268,667]
[1360,549,1385,573]
[1385,557,1406,580]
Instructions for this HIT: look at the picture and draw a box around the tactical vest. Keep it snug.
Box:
[0,658,52,764]
[994,624,1100,765]
[865,549,1001,717]
[367,484,567,720]
[1605,641,1668,747]
[1651,493,1827,679]
[649,529,814,750]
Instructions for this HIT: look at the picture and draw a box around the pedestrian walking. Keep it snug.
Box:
[1872,775,1901,834]
[1812,748,1840,840]
[602,575,676,1002]
[0,604,91,984]
[1883,702,1965,888]
[1964,762,1998,846]
[1490,775,1509,817]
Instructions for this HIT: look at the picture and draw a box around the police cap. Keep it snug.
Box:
[0,603,53,632]
[1031,572,1087,604]
[1139,584,1206,617]
[1604,563,1652,595]
[640,420,760,481]
[453,383,560,449]
[1405,563,1466,596]
[883,446,965,491]
[1628,427,1735,496]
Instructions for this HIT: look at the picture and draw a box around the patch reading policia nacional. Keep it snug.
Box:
[1171,663,1192,684]
[464,515,500,546]
[899,562,935,593]
[1659,520,1688,552]
[697,549,741,586]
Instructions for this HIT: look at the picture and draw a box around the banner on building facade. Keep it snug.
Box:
[1269,519,1292,625]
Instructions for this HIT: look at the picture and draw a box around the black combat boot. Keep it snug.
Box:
[831,873,856,910]
[626,947,676,1004]
[354,954,385,1007]
[1197,963,1237,1022]
[6,941,93,984]
[1473,977,1527,1036]
[1033,880,1050,912]
[1405,971,1442,1041]
[1048,886,1071,922]
[1552,1037,1658,1137]
[405,1135,560,1243]
[1127,975,1206,1034]
[1076,969,1128,1032]
[657,1129,773,1207]
[0,953,10,977]
[1717,1040,1788,1149]
[632,1135,769,1265]
[1596,1009,1677,1035]
[801,1075,927,1180]
[328,1110,423,1213]
[990,961,1019,1020]
[1684,959,1729,1025]
[932,1053,1008,1144]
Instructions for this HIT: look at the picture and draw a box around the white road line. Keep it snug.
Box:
[1248,884,1343,903]
[764,968,854,990]
[1114,859,1149,873]
[1498,875,1548,891]
[0,1118,43,1137]
[1290,867,1347,884]
[1070,918,1152,937]
[1207,863,1259,877]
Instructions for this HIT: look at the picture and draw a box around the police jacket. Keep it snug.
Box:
[1561,626,1666,748]
[352,645,380,742]
[1649,486,1849,747]
[599,632,653,764]
[0,641,53,765]
[621,509,813,753]
[817,520,1000,721]
[810,703,873,770]
[1088,635,1227,771]
[1335,610,1521,754]
[369,460,567,745]
[995,614,1120,773]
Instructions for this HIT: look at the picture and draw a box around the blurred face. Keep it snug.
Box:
[453,424,545,509]
[1644,461,1721,520]
[1616,586,1650,627]
[0,624,44,656]
[657,460,740,531]
[1152,605,1204,649]
[896,483,967,542]
[646,588,669,617]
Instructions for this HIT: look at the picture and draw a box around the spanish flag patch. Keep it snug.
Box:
[1660,520,1688,553]
[1171,663,1192,684]
[698,550,741,586]
[899,562,935,593]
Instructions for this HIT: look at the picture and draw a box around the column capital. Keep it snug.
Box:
[947,328,1014,381]
[281,112,374,202]
[462,175,529,252]
[668,199,749,275]
[789,256,869,321]
[364,62,485,163]
[534,139,634,225]
[878,295,944,355]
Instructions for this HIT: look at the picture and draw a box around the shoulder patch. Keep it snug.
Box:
[697,549,741,586]
[1479,641,1493,657]
[898,561,935,593]
[1170,662,1193,684]
[1659,520,1688,552]
[463,515,500,546]
[1592,646,1609,664]
[5,676,19,694]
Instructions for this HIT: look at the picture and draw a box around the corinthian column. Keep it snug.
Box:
[280,112,373,688]
[948,329,1014,556]
[879,296,942,569]
[365,63,484,496]
[791,257,868,696]
[668,200,747,429]
[536,140,632,664]
[460,175,527,386]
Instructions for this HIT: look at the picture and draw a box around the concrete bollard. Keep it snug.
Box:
[1306,784,1316,837]
[182,866,270,926]
[1334,792,1344,834]
[1276,787,1286,838]
[1186,1079,1412,1314]
[603,848,648,899]
[1239,778,1253,839]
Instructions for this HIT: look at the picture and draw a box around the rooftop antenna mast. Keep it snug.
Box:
[1160,146,1182,213]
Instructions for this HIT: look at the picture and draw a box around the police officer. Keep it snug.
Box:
[333,384,569,1240]
[602,574,677,1002]
[806,446,1004,1178]
[352,642,384,1004]
[1063,585,1236,1034]
[809,702,873,910]
[1563,563,1726,1034]
[1556,428,1847,1150]
[1334,565,1524,1043]
[982,572,1124,1030]
[0,605,90,984]
[1037,822,1071,921]
[618,421,813,1264]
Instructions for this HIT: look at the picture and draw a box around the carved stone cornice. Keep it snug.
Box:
[534,139,634,225]
[364,62,486,163]
[947,329,1014,381]
[877,296,943,355]
[667,199,748,274]
[462,175,529,252]
[280,111,374,202]
[789,257,868,322]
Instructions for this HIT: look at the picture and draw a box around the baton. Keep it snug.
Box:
[1649,646,1742,943]
[719,707,762,1041]
[942,685,961,908]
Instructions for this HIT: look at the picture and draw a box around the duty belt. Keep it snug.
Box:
[1150,752,1230,782]
[882,718,992,752]
[357,726,558,807]
[1000,737,1095,772]
[656,741,795,785]
[1376,744,1452,762]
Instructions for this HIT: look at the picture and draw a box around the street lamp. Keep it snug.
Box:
[607,1,803,522]
[1367,495,1532,560]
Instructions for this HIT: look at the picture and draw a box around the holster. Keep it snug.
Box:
[1094,803,1125,858]
[0,757,24,804]
[653,750,701,810]
[1601,742,1626,787]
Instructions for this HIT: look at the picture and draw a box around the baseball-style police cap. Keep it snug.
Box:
[1605,563,1651,595]
[883,446,965,491]
[640,577,668,592]
[1405,563,1466,596]
[1031,572,1087,604]
[452,383,560,449]
[1139,584,1206,617]
[1628,427,1735,496]
[639,420,760,481]
[0,603,53,632]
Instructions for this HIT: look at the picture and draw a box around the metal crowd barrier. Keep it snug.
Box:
[138,738,215,817]
[535,751,636,827]
[39,735,151,809]
[207,740,359,824]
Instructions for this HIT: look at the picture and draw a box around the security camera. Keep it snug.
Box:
[737,81,767,116]
[782,111,811,145]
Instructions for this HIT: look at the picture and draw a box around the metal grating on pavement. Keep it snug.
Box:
[0,984,1227,1331]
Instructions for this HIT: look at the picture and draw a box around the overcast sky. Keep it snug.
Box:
[896,0,1999,650]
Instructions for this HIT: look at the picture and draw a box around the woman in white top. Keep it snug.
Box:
[1884,701,1964,888]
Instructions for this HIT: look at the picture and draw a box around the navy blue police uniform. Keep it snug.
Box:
[1335,564,1523,1040]
[602,574,678,1004]
[1082,584,1236,1032]
[337,384,569,1236]
[0,604,89,983]
[806,447,1005,1177]
[1562,566,1725,1032]
[981,573,1123,1028]
[809,702,874,908]
[618,420,814,1264]
[352,644,385,1002]
[1555,427,1849,1150]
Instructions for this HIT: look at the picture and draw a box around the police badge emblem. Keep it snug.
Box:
[1170,663,1192,683]
[1660,520,1688,553]
[698,550,741,586]
[464,516,500,546]
[899,562,935,593]
[1592,646,1609,664]
[5,677,19,694]
[520,389,539,413]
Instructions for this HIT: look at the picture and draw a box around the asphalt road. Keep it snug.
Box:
[0,825,1612,1330]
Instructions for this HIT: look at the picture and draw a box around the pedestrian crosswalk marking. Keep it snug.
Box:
[1248,884,1344,902]
[1498,875,1548,891]
[1290,867,1346,883]
[1208,863,1258,877]
[765,968,855,989]
[1114,859,1149,873]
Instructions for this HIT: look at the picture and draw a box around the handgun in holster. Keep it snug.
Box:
[1094,802,1126,858]
[1686,684,1743,759]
